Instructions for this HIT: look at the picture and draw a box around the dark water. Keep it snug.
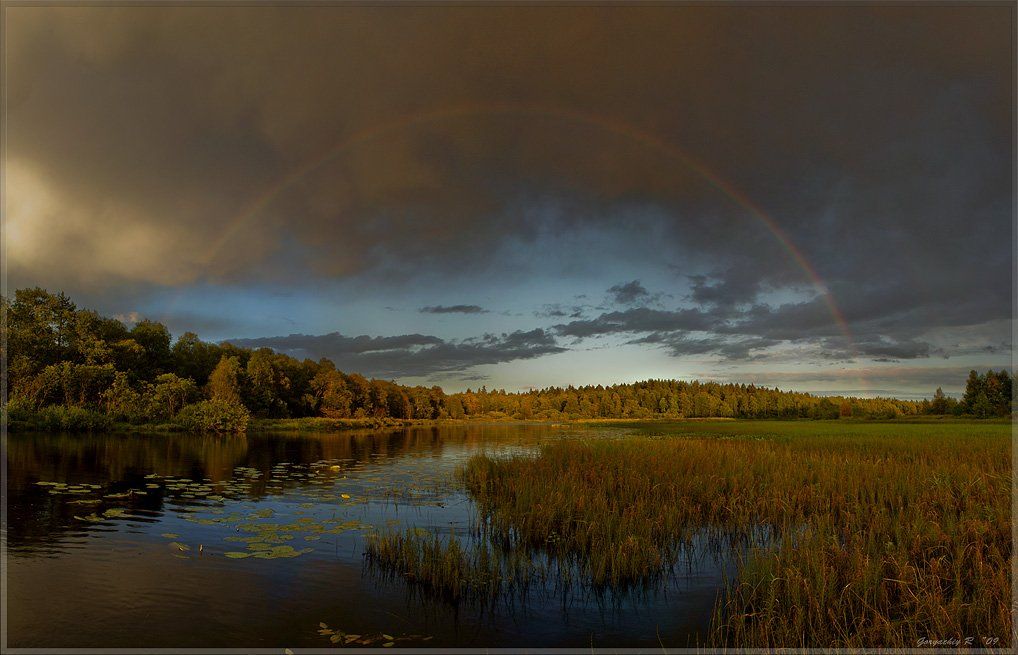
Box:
[5,425,737,649]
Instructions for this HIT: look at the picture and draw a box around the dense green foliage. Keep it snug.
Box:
[174,399,250,433]
[959,370,1013,417]
[2,288,1011,431]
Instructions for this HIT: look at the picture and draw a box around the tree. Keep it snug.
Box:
[172,332,224,387]
[207,355,244,405]
[246,349,291,417]
[989,370,1012,416]
[930,387,949,414]
[111,338,147,379]
[960,370,1012,416]
[101,372,145,422]
[308,367,353,418]
[72,310,116,365]
[129,320,172,380]
[150,373,199,419]
[815,397,839,419]
[6,288,77,381]
[447,395,465,419]
[971,392,993,418]
[345,373,373,417]
[962,370,984,414]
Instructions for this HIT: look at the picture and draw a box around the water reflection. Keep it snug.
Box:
[6,425,734,648]
[7,426,546,548]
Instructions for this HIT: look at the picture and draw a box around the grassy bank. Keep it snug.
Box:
[4,412,525,434]
[248,416,438,432]
[370,420,1011,647]
[6,407,1008,435]
[4,414,476,434]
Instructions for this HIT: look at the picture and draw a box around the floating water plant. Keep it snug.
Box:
[316,622,432,647]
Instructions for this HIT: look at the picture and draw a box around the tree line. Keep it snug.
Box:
[2,288,1012,430]
[925,370,1014,418]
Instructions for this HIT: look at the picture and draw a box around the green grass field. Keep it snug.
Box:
[368,420,1011,648]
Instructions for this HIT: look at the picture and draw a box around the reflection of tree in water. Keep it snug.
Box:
[6,425,556,549]
[6,432,252,486]
[7,432,250,549]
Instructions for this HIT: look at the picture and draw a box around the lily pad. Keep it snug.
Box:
[250,545,312,559]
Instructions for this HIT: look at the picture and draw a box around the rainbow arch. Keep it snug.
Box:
[200,102,855,351]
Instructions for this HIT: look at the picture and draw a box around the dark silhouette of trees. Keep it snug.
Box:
[929,387,959,415]
[958,370,1012,417]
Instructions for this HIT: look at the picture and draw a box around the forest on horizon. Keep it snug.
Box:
[3,288,1013,431]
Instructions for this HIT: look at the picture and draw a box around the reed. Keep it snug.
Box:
[364,528,546,603]
[362,422,1008,646]
[459,422,1010,647]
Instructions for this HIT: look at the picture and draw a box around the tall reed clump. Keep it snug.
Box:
[364,529,545,603]
[461,423,1011,647]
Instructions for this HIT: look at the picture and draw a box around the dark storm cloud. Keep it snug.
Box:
[688,269,763,307]
[419,305,488,315]
[535,306,567,318]
[6,5,1011,379]
[555,307,716,339]
[608,280,650,305]
[819,336,935,361]
[629,332,779,360]
[552,290,967,363]
[8,6,1010,284]
[452,374,492,383]
[228,329,565,378]
[229,333,443,356]
[534,303,588,319]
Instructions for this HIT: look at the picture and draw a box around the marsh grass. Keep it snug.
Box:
[403,421,1009,647]
[365,528,548,604]
[474,423,1009,647]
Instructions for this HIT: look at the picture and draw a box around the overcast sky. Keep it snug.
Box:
[6,5,1013,397]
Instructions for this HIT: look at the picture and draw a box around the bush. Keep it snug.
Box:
[2,396,36,424]
[148,373,200,421]
[25,362,117,408]
[175,399,250,433]
[101,371,147,423]
[29,405,112,432]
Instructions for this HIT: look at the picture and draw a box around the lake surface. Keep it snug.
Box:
[5,425,738,649]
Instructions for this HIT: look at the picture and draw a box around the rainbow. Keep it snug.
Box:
[198,102,855,354]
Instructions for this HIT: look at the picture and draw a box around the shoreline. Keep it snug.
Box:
[5,413,1009,435]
